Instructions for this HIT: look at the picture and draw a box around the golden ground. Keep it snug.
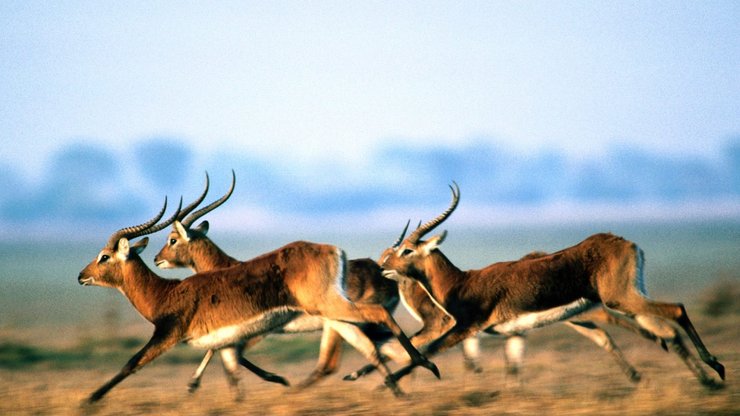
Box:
[1,303,737,416]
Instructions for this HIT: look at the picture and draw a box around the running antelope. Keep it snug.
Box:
[153,172,458,390]
[379,184,725,389]
[348,247,655,385]
[151,173,293,394]
[78,200,438,403]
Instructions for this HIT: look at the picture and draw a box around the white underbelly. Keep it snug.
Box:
[492,298,597,335]
[187,308,301,349]
[274,314,325,333]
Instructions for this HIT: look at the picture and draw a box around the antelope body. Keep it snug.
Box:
[380,184,725,389]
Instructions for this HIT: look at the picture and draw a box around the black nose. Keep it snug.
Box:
[77,273,86,285]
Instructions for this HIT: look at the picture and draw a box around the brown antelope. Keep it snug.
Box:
[150,172,291,394]
[153,172,455,390]
[378,184,725,389]
[347,247,653,385]
[77,200,439,403]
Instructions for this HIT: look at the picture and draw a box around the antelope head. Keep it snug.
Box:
[154,171,235,270]
[379,182,460,285]
[78,198,181,288]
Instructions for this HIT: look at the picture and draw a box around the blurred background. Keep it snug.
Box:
[1,1,738,241]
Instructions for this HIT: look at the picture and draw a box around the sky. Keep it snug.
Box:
[1,1,739,236]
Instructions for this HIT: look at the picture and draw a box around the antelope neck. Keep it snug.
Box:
[421,250,465,302]
[121,257,179,322]
[192,240,240,273]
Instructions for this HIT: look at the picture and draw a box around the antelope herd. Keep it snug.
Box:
[78,172,726,404]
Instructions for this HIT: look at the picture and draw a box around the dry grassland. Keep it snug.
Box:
[1,285,737,416]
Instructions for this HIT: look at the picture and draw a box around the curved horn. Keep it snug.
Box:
[406,182,460,245]
[181,170,236,228]
[391,219,411,249]
[106,197,169,248]
[141,196,183,235]
[177,172,210,221]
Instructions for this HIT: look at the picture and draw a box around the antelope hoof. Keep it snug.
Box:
[343,363,375,381]
[187,380,201,393]
[419,358,441,379]
[464,359,483,374]
[265,373,290,386]
[86,391,105,404]
[627,369,642,383]
[384,377,405,397]
[711,360,725,381]
[388,363,416,385]
[296,374,322,390]
[343,372,359,381]
[700,377,726,391]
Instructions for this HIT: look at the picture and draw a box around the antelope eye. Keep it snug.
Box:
[99,255,110,263]
[401,248,414,256]
[169,238,177,245]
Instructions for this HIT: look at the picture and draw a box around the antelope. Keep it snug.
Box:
[378,184,725,389]
[348,247,653,385]
[153,172,461,390]
[77,199,439,403]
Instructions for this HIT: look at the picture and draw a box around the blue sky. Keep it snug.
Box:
[1,1,739,236]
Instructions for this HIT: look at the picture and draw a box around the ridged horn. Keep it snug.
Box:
[177,172,210,222]
[181,170,236,228]
[141,197,183,235]
[106,197,169,249]
[391,219,411,249]
[406,182,460,245]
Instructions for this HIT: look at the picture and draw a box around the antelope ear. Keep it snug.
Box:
[174,221,191,242]
[117,238,130,257]
[193,220,209,236]
[422,230,447,255]
[130,237,149,255]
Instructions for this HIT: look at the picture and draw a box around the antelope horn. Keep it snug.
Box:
[181,170,236,228]
[406,182,460,245]
[106,197,169,249]
[141,196,183,235]
[391,219,411,249]
[177,172,210,222]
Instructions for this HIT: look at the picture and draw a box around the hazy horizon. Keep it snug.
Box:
[2,2,738,237]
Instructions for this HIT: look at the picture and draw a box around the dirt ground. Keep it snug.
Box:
[1,304,737,416]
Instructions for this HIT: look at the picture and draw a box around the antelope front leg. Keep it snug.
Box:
[86,330,179,403]
[325,320,407,397]
[188,349,215,393]
[344,306,456,381]
[356,303,440,380]
[462,335,483,373]
[389,324,479,384]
